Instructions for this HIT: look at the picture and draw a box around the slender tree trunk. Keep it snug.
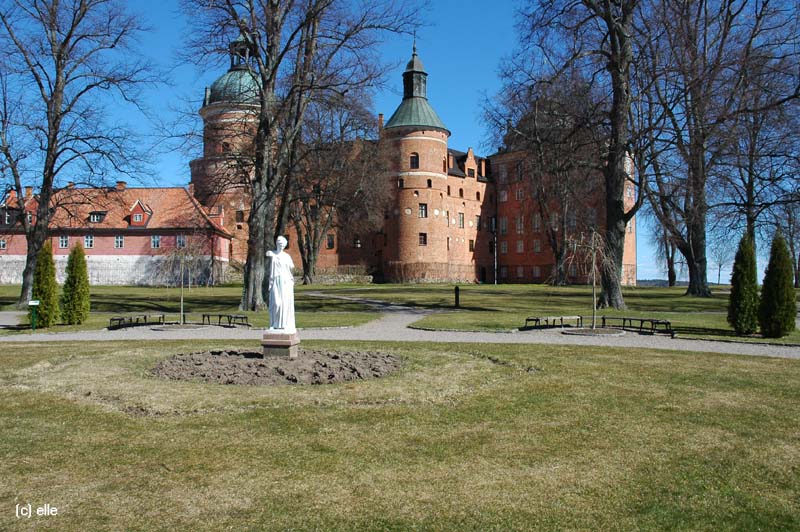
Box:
[666,242,677,287]
[240,189,274,311]
[16,212,50,308]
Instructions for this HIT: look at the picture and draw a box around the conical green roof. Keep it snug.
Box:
[384,97,447,131]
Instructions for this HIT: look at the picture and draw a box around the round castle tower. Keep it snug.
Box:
[381,47,453,281]
[189,34,260,263]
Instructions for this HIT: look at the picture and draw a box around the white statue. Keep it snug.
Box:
[266,235,296,333]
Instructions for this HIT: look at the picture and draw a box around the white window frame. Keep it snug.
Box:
[59,235,69,249]
[0,239,6,250]
[133,213,143,223]
[89,213,102,223]
[418,203,428,218]
[516,240,524,253]
[515,188,524,201]
[84,235,94,249]
[176,234,186,248]
[151,235,161,249]
[115,235,124,249]
[498,189,508,202]
[500,240,508,254]
[458,212,465,229]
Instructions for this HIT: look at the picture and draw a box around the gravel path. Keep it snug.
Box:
[0,303,797,360]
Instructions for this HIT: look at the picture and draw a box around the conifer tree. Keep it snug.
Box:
[30,240,59,328]
[727,233,758,335]
[759,232,797,338]
[61,243,90,324]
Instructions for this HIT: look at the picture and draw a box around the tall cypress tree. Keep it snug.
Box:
[727,233,759,335]
[759,232,797,338]
[61,242,90,324]
[30,240,60,328]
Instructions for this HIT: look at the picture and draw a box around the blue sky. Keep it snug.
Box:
[128,0,727,283]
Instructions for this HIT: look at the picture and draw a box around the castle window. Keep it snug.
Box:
[89,212,104,223]
[533,265,541,278]
[447,237,450,250]
[133,213,143,223]
[235,210,245,223]
[418,203,428,218]
[177,234,186,248]
[517,266,524,278]
[532,214,541,232]
[151,235,161,249]
[515,161,524,181]
[0,239,5,250]
[59,236,68,249]
[447,185,451,196]
[534,239,542,253]
[115,235,124,249]
[499,190,508,202]
[443,159,447,172]
[445,210,450,227]
[500,241,508,254]
[476,191,480,201]
[476,215,481,229]
[353,236,362,248]
[459,188,464,198]
[550,213,559,231]
[516,215,524,234]
[418,233,427,246]
[516,188,524,201]
[84,235,94,249]
[500,266,508,278]
[326,234,335,249]
[498,217,508,235]
[427,179,432,188]
[458,212,464,228]
[469,239,474,252]
[468,168,475,177]
[398,179,404,189]
[516,240,524,253]
[410,153,419,169]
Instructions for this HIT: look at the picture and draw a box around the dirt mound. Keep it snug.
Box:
[151,348,402,386]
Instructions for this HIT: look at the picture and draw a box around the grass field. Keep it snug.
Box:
[1,283,798,344]
[1,339,799,530]
[310,284,800,344]
[0,285,376,333]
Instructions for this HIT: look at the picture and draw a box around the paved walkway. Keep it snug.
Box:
[1,302,798,360]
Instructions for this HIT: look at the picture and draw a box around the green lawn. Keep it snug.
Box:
[0,285,376,333]
[1,339,799,530]
[311,284,800,344]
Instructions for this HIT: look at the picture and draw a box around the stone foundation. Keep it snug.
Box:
[261,331,301,359]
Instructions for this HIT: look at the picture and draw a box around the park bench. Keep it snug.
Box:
[600,316,675,337]
[525,315,583,328]
[201,313,250,327]
[109,314,165,329]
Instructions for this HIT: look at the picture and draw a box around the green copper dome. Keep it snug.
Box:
[206,66,260,106]
[384,48,448,133]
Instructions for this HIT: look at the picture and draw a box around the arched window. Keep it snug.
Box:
[459,188,464,198]
[447,185,451,196]
[427,179,432,188]
[476,191,481,201]
[410,153,419,169]
[398,179,404,189]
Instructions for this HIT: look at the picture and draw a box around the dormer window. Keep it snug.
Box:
[133,213,143,223]
[468,168,475,177]
[89,211,106,223]
[410,153,419,170]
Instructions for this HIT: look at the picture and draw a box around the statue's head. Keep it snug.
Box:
[276,235,288,251]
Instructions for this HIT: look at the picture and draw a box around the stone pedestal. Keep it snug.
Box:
[261,331,300,358]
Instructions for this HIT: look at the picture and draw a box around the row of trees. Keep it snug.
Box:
[728,231,795,338]
[487,0,799,308]
[29,241,90,328]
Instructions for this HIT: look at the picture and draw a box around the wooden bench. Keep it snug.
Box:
[525,315,583,328]
[202,313,250,326]
[109,314,164,328]
[601,316,675,337]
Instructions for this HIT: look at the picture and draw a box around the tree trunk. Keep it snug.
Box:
[240,191,275,311]
[16,215,50,308]
[598,201,627,309]
[666,243,677,287]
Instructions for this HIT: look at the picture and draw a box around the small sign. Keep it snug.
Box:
[28,300,40,306]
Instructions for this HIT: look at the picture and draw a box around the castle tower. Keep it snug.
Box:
[189,34,260,263]
[381,46,453,281]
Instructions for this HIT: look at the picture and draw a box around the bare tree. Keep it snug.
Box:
[638,0,799,297]
[289,89,390,284]
[514,0,645,308]
[0,0,152,307]
[489,71,605,285]
[184,0,416,310]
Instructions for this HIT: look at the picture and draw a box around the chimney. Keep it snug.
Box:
[116,181,126,190]
[67,182,75,189]
[24,186,33,199]
[378,113,384,131]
